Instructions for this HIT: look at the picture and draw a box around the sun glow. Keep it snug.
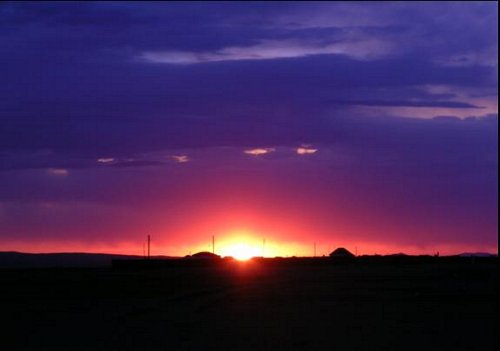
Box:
[190,229,310,259]
[220,243,262,261]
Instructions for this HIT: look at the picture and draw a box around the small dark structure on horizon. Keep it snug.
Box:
[185,251,221,259]
[329,247,355,258]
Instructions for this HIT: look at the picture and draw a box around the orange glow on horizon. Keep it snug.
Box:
[216,232,264,259]
[186,230,312,259]
[219,243,261,260]
[2,230,498,258]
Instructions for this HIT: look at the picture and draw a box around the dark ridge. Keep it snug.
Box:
[1,251,496,269]
[112,255,497,269]
[0,251,176,268]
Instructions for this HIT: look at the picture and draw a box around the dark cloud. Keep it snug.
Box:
[0,54,495,152]
[328,100,482,108]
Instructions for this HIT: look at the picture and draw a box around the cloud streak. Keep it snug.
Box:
[330,99,482,108]
[296,147,318,155]
[47,168,68,176]
[243,148,276,156]
[97,158,115,163]
[140,38,394,64]
[170,155,189,163]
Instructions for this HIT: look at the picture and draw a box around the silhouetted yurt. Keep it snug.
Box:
[329,247,355,258]
[186,251,221,259]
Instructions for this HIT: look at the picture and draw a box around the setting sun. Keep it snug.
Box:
[220,243,262,260]
[190,230,312,260]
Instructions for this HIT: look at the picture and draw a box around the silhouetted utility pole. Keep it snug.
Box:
[314,242,316,257]
[262,238,266,257]
[147,235,151,259]
[212,235,215,254]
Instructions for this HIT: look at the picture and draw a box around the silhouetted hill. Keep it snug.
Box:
[2,251,497,269]
[458,252,497,257]
[186,251,221,259]
[0,252,176,268]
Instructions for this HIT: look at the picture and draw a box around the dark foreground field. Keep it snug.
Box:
[1,260,497,351]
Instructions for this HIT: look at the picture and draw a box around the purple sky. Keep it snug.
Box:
[0,2,497,255]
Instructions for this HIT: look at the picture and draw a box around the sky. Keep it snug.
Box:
[0,2,497,257]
